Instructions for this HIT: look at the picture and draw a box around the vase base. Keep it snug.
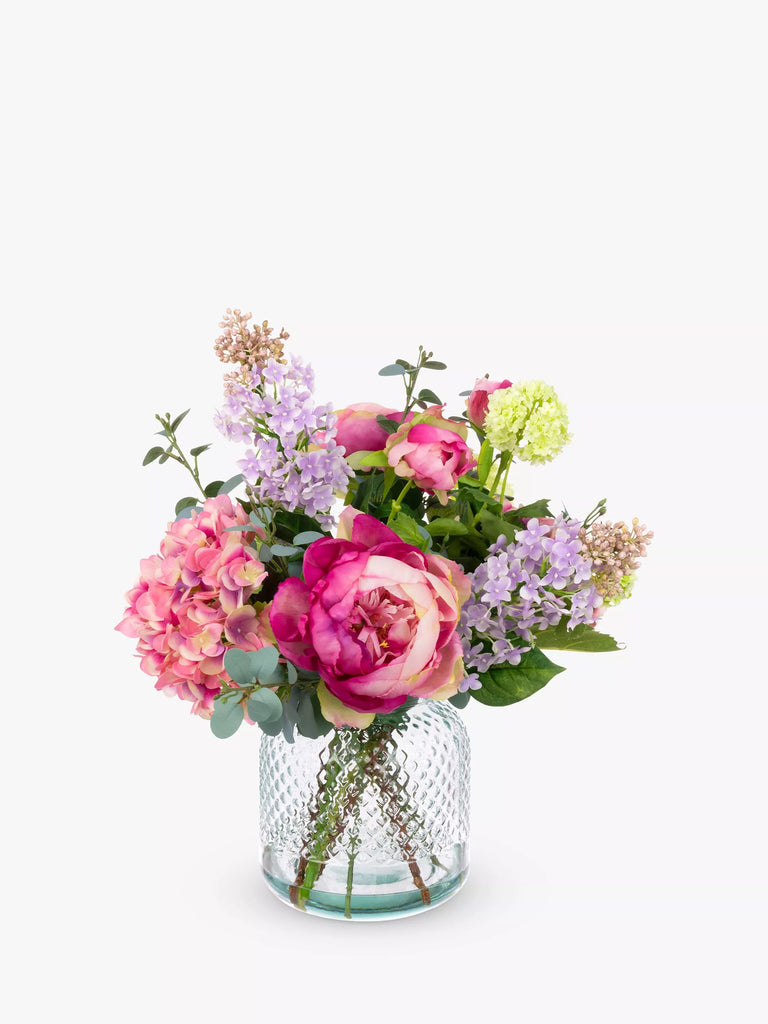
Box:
[262,844,468,920]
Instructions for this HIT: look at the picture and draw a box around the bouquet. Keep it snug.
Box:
[117,308,652,917]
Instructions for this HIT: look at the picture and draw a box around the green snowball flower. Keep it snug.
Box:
[484,379,570,463]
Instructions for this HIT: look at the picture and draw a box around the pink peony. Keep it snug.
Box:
[466,377,513,428]
[384,407,477,504]
[334,403,401,456]
[115,496,269,718]
[269,507,469,726]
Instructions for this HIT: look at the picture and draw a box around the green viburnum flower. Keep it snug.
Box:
[484,379,571,463]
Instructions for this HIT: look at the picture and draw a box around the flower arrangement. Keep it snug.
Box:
[117,308,652,916]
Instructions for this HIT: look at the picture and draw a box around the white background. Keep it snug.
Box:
[2,2,767,1022]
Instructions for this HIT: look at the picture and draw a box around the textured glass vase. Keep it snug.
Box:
[259,699,470,920]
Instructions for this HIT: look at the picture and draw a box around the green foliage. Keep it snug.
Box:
[534,621,622,652]
[375,415,400,435]
[506,499,552,523]
[418,388,442,405]
[449,690,471,710]
[142,447,165,466]
[246,689,283,725]
[357,450,389,468]
[378,363,408,376]
[292,531,327,546]
[426,518,468,537]
[204,480,224,497]
[175,496,198,516]
[471,649,565,707]
[170,409,190,432]
[477,443,493,485]
[389,511,430,550]
[218,474,244,495]
[190,444,211,457]
[224,645,281,687]
[210,696,244,739]
[478,509,518,545]
[423,360,447,370]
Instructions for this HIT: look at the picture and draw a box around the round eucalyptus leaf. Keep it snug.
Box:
[224,648,258,687]
[210,699,244,739]
[246,688,283,724]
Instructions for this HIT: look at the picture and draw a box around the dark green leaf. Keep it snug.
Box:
[175,496,198,515]
[478,509,518,545]
[170,409,190,432]
[389,512,430,550]
[471,649,565,707]
[395,358,416,370]
[258,716,284,737]
[449,690,471,709]
[218,474,244,495]
[418,388,442,405]
[378,364,408,376]
[426,518,469,537]
[375,415,400,435]
[424,360,447,370]
[190,444,211,457]
[506,499,552,522]
[295,691,333,739]
[158,452,171,464]
[534,621,622,652]
[142,447,165,466]
[375,696,419,726]
[204,480,224,497]
[458,390,472,397]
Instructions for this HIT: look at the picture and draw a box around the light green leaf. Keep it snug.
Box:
[357,450,389,468]
[292,531,326,546]
[426,518,468,537]
[477,442,493,486]
[170,409,190,432]
[270,544,300,557]
[190,444,211,457]
[534,621,622,652]
[378,364,408,376]
[471,649,565,707]
[218,474,244,495]
[389,512,430,551]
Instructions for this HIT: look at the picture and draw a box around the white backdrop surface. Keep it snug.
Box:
[2,3,766,1022]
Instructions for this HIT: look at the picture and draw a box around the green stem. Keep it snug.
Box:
[344,852,356,920]
[488,451,510,501]
[387,479,414,524]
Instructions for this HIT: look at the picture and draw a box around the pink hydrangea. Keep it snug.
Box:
[115,496,269,718]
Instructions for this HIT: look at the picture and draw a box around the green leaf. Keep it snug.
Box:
[190,444,211,457]
[250,507,273,526]
[426,518,469,537]
[175,506,198,521]
[449,690,471,709]
[424,360,447,370]
[218,474,244,495]
[158,451,171,464]
[395,358,416,370]
[286,662,298,685]
[223,523,256,532]
[292,531,326,546]
[224,648,259,687]
[471,649,565,707]
[210,697,244,739]
[295,691,333,739]
[204,480,224,497]
[378,364,408,376]
[458,390,472,397]
[418,388,442,405]
[389,512,430,550]
[375,415,400,435]
[357,450,389,468]
[170,409,190,432]
[270,543,301,558]
[258,543,272,561]
[246,688,283,724]
[142,447,165,466]
[477,442,493,486]
[258,716,284,737]
[478,509,518,545]
[507,499,552,522]
[175,496,198,516]
[534,621,622,652]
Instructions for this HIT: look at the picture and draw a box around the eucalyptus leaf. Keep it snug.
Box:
[210,698,244,739]
[286,662,298,684]
[175,506,199,520]
[224,648,260,687]
[258,543,272,561]
[258,716,284,737]
[247,688,284,724]
[218,474,244,495]
[395,359,416,370]
[292,531,326,546]
[458,390,472,397]
[378,364,408,376]
[449,690,471,709]
[142,447,165,466]
[270,544,300,557]
[471,649,565,707]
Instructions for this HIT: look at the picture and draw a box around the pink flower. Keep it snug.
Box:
[466,377,513,428]
[115,496,269,718]
[269,508,470,726]
[384,407,477,504]
[334,403,401,456]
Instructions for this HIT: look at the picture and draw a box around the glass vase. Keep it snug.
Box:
[259,698,470,920]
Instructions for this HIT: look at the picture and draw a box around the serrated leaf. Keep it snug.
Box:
[175,496,198,515]
[142,447,165,466]
[471,649,565,707]
[218,474,244,495]
[204,480,224,497]
[418,388,442,405]
[170,409,190,432]
[246,688,283,724]
[378,364,408,376]
[292,531,326,546]
[210,698,244,739]
[534,621,622,652]
[426,518,468,537]
[389,512,430,551]
[190,444,211,457]
[424,360,447,370]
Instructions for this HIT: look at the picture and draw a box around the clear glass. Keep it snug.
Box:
[259,699,470,920]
